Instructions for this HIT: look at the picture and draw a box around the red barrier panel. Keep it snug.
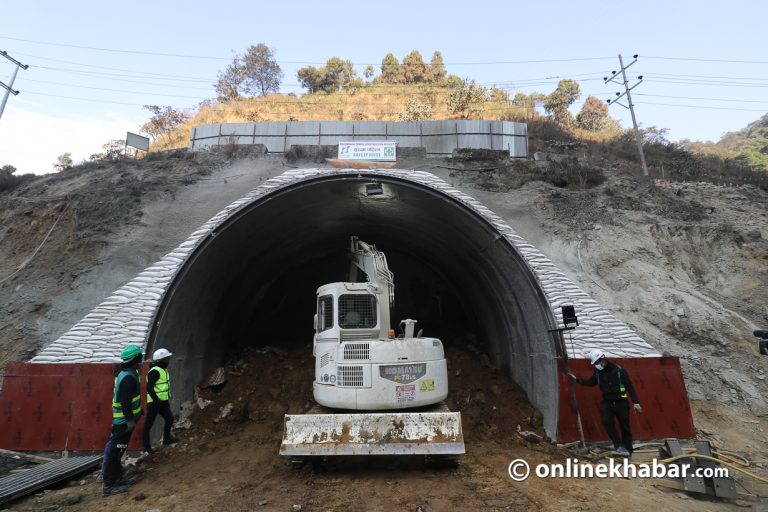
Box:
[1,357,695,450]
[0,363,147,451]
[556,356,696,443]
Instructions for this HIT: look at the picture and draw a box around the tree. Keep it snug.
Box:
[544,79,581,126]
[429,51,446,83]
[402,50,429,84]
[214,43,282,99]
[511,92,546,120]
[489,87,510,103]
[54,153,73,172]
[363,64,375,81]
[0,164,16,174]
[240,44,283,96]
[297,57,356,93]
[141,105,191,145]
[447,79,487,119]
[380,53,402,84]
[90,140,128,161]
[297,66,325,93]
[575,96,611,131]
[323,57,356,91]
[398,97,433,121]
[215,60,244,102]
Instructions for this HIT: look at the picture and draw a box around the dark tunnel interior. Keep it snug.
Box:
[148,173,561,436]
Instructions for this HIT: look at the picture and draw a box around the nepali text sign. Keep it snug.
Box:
[338,140,396,161]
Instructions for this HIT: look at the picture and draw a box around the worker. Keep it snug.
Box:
[101,344,144,497]
[567,349,642,457]
[142,348,177,453]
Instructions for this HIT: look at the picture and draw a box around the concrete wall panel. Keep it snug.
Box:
[353,121,388,139]
[189,121,529,157]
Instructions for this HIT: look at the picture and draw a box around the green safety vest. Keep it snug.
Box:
[147,366,171,403]
[112,369,141,425]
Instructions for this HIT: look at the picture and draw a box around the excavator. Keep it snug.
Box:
[280,237,464,465]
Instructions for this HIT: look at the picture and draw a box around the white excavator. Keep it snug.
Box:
[280,236,464,465]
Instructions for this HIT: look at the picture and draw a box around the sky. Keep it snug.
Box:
[0,0,766,174]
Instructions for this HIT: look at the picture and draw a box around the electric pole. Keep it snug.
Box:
[604,54,648,177]
[0,51,29,122]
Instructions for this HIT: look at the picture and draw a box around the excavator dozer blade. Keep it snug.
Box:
[280,411,464,456]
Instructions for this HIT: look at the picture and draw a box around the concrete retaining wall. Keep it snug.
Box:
[189,120,528,158]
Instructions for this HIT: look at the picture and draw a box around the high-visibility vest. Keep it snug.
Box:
[147,366,170,403]
[112,369,141,425]
[596,365,628,399]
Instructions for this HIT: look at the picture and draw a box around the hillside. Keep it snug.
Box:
[150,83,545,151]
[683,113,768,172]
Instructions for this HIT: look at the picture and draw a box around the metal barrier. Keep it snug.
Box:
[189,120,528,158]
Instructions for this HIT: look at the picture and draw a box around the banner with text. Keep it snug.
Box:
[338,140,396,161]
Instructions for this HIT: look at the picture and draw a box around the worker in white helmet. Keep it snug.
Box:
[567,348,642,457]
[142,348,177,453]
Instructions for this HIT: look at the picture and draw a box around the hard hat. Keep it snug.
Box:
[153,348,172,361]
[589,348,606,365]
[121,344,143,362]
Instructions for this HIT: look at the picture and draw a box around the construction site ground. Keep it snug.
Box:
[4,344,761,512]
[1,147,767,510]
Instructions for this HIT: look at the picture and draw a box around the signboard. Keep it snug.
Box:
[338,140,396,161]
[126,131,150,152]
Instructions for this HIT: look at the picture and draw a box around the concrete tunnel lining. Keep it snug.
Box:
[147,173,561,436]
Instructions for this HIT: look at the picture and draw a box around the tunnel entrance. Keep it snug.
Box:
[149,173,560,436]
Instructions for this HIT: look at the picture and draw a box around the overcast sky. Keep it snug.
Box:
[1,0,766,174]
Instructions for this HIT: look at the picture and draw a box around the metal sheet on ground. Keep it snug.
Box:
[0,455,101,505]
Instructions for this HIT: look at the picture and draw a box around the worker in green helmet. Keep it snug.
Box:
[142,348,177,453]
[101,344,144,497]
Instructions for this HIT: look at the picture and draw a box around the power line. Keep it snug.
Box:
[12,51,219,79]
[605,54,648,176]
[635,101,767,112]
[642,71,768,81]
[636,93,768,104]
[0,36,613,65]
[644,55,768,64]
[644,77,768,88]
[0,51,29,121]
[23,78,211,98]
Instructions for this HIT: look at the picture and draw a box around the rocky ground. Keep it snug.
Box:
[1,146,767,510]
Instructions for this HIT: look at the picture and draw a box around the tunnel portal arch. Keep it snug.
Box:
[33,169,660,439]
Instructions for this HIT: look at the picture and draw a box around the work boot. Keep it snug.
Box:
[118,474,138,485]
[102,483,130,497]
[612,446,630,457]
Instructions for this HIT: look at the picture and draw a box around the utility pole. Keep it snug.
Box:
[0,50,29,122]
[604,54,648,177]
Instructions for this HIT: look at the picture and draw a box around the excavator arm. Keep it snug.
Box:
[348,236,395,307]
